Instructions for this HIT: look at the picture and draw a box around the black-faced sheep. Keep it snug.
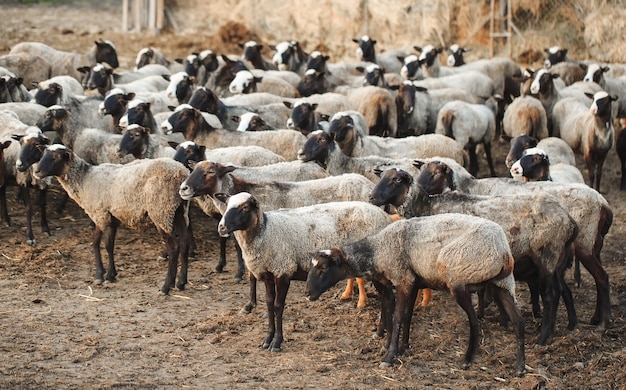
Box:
[371,166,578,344]
[306,213,526,375]
[215,192,393,352]
[504,134,576,169]
[414,159,613,331]
[34,145,190,294]
[509,147,584,184]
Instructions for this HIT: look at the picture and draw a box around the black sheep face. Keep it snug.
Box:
[35,145,72,179]
[370,168,413,207]
[33,82,62,107]
[306,248,349,302]
[95,39,119,69]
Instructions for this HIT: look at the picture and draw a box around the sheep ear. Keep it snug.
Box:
[319,114,330,122]
[1,140,12,149]
[162,75,171,81]
[283,101,293,109]
[311,103,318,111]
[388,84,400,91]
[414,46,422,52]
[198,145,206,156]
[352,38,360,44]
[174,58,183,64]
[167,141,179,149]
[167,105,176,111]
[584,92,594,99]
[36,144,47,153]
[214,193,230,204]
[413,159,425,169]
[579,63,588,71]
[500,134,513,142]
[415,86,428,93]
[231,115,241,124]
[373,167,383,177]
[611,95,619,102]
[11,134,25,141]
[602,66,610,73]
[187,160,198,170]
[396,55,405,63]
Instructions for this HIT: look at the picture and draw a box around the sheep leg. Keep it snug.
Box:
[355,278,368,308]
[380,283,414,366]
[215,235,227,273]
[620,157,626,190]
[466,145,479,177]
[584,154,599,192]
[536,277,558,345]
[160,230,180,295]
[0,185,10,226]
[261,275,277,349]
[576,252,611,330]
[268,275,290,352]
[55,192,70,215]
[174,207,190,291]
[242,272,257,313]
[491,285,526,376]
[453,285,479,369]
[38,187,50,237]
[234,240,245,281]
[22,185,35,245]
[399,284,420,354]
[104,219,119,283]
[340,278,355,301]
[372,279,394,340]
[557,271,578,330]
[92,226,106,284]
[483,142,496,177]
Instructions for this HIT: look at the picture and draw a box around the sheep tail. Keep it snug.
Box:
[440,111,455,140]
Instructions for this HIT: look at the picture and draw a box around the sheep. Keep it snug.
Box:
[393,82,481,136]
[370,166,579,344]
[413,159,614,331]
[229,70,300,98]
[1,124,52,245]
[502,95,549,140]
[215,191,393,352]
[548,62,586,86]
[240,41,278,71]
[36,104,115,149]
[446,44,468,67]
[543,46,574,68]
[509,147,585,184]
[180,166,375,308]
[231,112,275,131]
[82,63,172,96]
[326,113,468,163]
[296,69,328,97]
[412,70,496,100]
[163,104,306,161]
[117,124,175,160]
[117,99,161,134]
[504,135,576,168]
[0,53,52,87]
[344,86,397,137]
[552,91,618,191]
[0,102,47,127]
[164,72,195,105]
[582,63,626,118]
[34,144,190,294]
[134,47,181,72]
[618,127,626,190]
[0,139,11,225]
[270,40,310,75]
[9,39,119,80]
[306,213,526,375]
[284,100,328,135]
[204,145,286,167]
[435,97,499,176]
[32,75,84,107]
[352,36,405,74]
[298,130,432,182]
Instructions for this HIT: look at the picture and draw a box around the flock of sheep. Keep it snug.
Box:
[0,35,624,376]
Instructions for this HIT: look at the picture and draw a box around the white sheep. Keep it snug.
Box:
[509,147,584,184]
[163,104,306,161]
[34,144,190,294]
[306,213,526,375]
[215,192,394,352]
[327,113,468,163]
[435,97,499,176]
[412,71,496,100]
[552,91,617,191]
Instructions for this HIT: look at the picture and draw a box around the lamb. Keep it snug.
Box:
[435,97,499,176]
[163,104,306,161]
[370,166,579,344]
[509,147,584,184]
[34,145,190,294]
[552,91,617,191]
[502,96,549,140]
[504,135,576,168]
[9,39,119,80]
[414,159,613,331]
[117,124,176,160]
[326,113,468,164]
[306,213,526,375]
[215,192,393,352]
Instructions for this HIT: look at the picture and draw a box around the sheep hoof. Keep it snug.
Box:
[461,361,471,370]
[379,361,391,368]
[214,265,225,273]
[516,368,527,377]
[93,279,104,285]
[270,346,281,353]
[26,239,35,246]
[156,255,167,262]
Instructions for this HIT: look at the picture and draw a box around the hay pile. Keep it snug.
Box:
[585,6,626,63]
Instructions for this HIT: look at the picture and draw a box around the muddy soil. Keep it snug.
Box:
[0,3,625,389]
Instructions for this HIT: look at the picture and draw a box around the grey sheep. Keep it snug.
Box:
[34,145,190,294]
[306,213,525,375]
[215,192,393,353]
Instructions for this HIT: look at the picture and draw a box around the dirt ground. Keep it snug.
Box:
[1,3,625,389]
